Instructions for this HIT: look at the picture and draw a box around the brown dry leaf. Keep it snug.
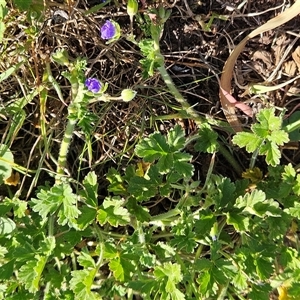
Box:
[220,0,300,132]
[4,171,20,186]
[252,50,273,69]
[252,50,273,79]
[283,60,297,76]
[292,46,300,72]
[273,34,289,66]
[287,85,300,96]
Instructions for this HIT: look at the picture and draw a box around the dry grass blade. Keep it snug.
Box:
[220,0,300,132]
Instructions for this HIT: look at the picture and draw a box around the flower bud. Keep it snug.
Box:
[121,89,137,102]
[51,49,69,66]
[127,0,138,18]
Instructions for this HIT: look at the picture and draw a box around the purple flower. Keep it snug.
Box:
[85,78,101,93]
[101,20,116,40]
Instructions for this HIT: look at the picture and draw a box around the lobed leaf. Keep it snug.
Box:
[256,107,281,131]
[194,123,219,153]
[259,140,281,166]
[70,269,99,300]
[167,124,185,151]
[135,132,169,161]
[18,255,47,294]
[32,183,81,228]
[97,196,130,227]
[232,132,263,153]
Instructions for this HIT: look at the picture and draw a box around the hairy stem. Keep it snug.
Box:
[152,27,243,175]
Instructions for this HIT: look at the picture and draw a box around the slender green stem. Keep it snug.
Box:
[249,148,259,169]
[157,65,206,123]
[150,208,181,222]
[93,222,105,269]
[48,213,55,236]
[152,25,243,175]
[283,118,300,133]
[218,143,243,175]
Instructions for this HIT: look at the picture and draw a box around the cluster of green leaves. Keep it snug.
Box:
[233,107,289,166]
[2,123,300,299]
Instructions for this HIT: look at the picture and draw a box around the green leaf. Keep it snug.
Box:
[0,217,16,235]
[171,226,197,253]
[205,175,236,209]
[139,39,155,56]
[173,152,194,178]
[293,174,300,196]
[236,190,266,217]
[282,163,296,182]
[11,198,28,218]
[198,271,213,296]
[77,205,97,230]
[134,127,193,178]
[81,171,98,207]
[138,39,161,78]
[0,260,14,280]
[151,241,176,259]
[256,107,281,131]
[0,62,24,83]
[31,183,81,228]
[108,256,136,283]
[283,110,300,141]
[252,123,269,138]
[39,236,56,256]
[19,255,47,293]
[139,251,156,268]
[194,211,216,238]
[128,165,162,200]
[259,140,281,166]
[0,21,5,43]
[226,212,250,232]
[232,132,262,153]
[268,129,289,145]
[232,270,248,290]
[77,251,96,269]
[135,132,169,161]
[167,124,185,151]
[103,242,118,260]
[195,258,213,271]
[154,262,182,284]
[97,196,130,227]
[288,282,300,297]
[126,197,151,222]
[169,289,185,300]
[156,153,174,173]
[70,269,100,300]
[13,0,33,11]
[152,262,185,299]
[194,123,219,153]
[235,189,280,217]
[0,144,14,183]
[254,256,273,280]
[285,202,300,218]
[233,108,289,167]
[106,167,127,195]
[128,279,158,297]
[109,258,125,282]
